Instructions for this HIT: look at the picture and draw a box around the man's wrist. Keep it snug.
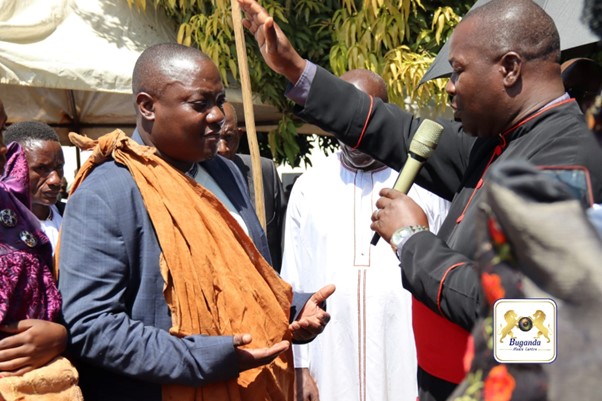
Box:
[285,61,316,106]
[390,225,429,254]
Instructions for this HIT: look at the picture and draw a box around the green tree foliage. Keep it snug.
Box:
[127,0,470,167]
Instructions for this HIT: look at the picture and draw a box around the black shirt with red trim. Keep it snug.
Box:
[294,65,602,401]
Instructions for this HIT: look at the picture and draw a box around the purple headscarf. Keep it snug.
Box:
[0,142,61,325]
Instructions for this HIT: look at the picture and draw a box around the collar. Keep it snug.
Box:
[501,96,577,143]
[543,93,571,109]
[186,162,199,179]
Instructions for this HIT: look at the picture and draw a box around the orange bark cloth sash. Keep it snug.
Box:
[67,130,294,401]
[0,356,83,401]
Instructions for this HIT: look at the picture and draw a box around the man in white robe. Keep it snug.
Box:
[281,69,450,401]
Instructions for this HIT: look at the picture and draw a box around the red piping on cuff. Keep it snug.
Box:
[352,95,374,150]
[436,262,467,315]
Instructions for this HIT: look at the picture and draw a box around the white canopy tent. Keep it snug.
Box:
[1,0,168,140]
[0,0,328,183]
[0,0,286,142]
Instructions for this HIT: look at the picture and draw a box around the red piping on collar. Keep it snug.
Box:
[455,98,576,224]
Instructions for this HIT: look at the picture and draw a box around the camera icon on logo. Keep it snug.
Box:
[517,316,533,332]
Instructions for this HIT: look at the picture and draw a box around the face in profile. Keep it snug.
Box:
[24,140,65,206]
[446,20,506,138]
[59,176,69,200]
[217,103,241,160]
[145,58,226,166]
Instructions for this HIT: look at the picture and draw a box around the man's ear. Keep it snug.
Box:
[500,52,522,87]
[136,92,155,121]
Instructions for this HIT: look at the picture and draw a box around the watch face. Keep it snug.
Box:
[396,227,413,241]
[391,227,411,247]
[391,226,428,249]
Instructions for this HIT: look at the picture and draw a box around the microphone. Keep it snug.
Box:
[371,119,444,245]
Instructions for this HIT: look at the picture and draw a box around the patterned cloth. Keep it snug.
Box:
[448,203,547,401]
[450,160,602,401]
[0,143,60,325]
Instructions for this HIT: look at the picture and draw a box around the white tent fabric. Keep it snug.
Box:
[0,0,286,141]
[0,0,178,140]
[0,0,168,94]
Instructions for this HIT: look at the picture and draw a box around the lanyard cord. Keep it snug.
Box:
[455,98,575,224]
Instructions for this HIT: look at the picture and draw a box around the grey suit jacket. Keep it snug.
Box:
[58,132,298,401]
[231,154,285,272]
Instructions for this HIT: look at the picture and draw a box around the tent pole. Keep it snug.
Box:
[67,90,81,134]
[231,0,266,231]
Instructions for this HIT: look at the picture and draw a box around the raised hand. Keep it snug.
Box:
[238,0,306,83]
[0,319,67,376]
[233,333,290,372]
[289,284,335,343]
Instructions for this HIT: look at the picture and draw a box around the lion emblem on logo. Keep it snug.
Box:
[532,309,551,343]
[499,309,519,342]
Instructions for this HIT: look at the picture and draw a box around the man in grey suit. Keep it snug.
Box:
[58,43,334,401]
[218,102,285,272]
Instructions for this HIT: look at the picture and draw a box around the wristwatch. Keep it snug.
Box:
[390,225,428,253]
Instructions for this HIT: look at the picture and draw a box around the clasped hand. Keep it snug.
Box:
[0,319,67,376]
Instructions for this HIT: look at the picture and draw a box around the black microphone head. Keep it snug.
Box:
[409,119,444,159]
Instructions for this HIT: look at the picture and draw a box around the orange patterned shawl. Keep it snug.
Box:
[67,130,294,401]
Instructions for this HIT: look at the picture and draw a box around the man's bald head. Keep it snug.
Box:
[132,42,225,170]
[338,69,388,170]
[340,69,388,103]
[561,58,602,112]
[446,0,564,138]
[132,43,212,97]
[463,0,560,63]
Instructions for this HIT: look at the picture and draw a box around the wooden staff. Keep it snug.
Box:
[231,0,266,230]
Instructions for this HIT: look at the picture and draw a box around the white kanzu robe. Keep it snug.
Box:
[281,152,450,401]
